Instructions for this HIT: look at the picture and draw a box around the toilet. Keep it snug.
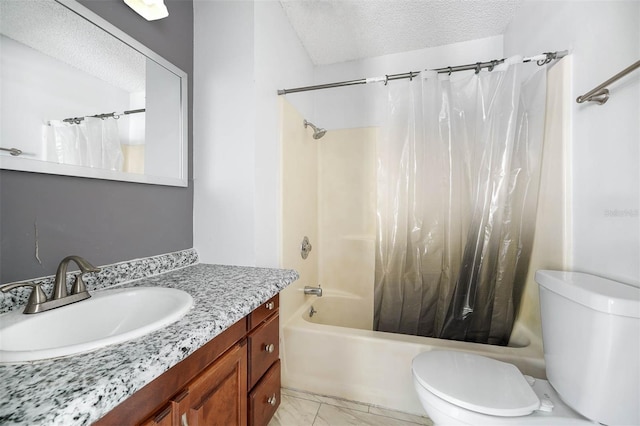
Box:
[412,270,640,425]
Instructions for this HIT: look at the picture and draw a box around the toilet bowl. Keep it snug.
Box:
[412,271,640,425]
[412,351,591,425]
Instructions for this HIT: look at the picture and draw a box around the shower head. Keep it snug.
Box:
[304,119,327,140]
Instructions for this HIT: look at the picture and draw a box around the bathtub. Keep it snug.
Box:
[281,291,546,415]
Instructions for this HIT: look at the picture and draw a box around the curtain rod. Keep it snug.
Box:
[61,108,146,124]
[277,50,568,95]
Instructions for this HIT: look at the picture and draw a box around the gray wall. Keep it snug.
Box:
[0,0,194,283]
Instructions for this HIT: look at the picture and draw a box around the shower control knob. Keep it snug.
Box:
[264,343,275,353]
[300,236,312,259]
[267,394,277,406]
[265,301,275,310]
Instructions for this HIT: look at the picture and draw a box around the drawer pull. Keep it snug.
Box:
[265,301,275,310]
[181,413,189,426]
[264,343,275,353]
[267,394,277,406]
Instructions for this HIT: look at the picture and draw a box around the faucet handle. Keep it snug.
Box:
[1,282,48,313]
[70,258,100,294]
[71,274,88,295]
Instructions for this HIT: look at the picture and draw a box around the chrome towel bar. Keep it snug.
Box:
[577,60,640,105]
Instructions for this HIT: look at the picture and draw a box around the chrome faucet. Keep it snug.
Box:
[0,255,100,314]
[304,285,322,297]
[52,255,100,300]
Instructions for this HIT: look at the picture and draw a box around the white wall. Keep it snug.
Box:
[504,1,640,285]
[254,1,314,268]
[193,0,256,266]
[193,1,313,267]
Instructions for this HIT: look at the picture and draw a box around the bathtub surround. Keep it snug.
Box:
[279,98,320,325]
[0,248,198,314]
[318,125,377,324]
[0,255,298,425]
[280,96,378,324]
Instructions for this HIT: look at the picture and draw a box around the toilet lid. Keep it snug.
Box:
[412,350,540,417]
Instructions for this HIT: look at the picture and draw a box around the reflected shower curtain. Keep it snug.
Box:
[45,117,123,171]
[374,57,547,345]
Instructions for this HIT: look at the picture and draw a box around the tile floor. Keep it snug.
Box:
[269,388,433,426]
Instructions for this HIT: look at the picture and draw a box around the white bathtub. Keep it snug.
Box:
[281,291,545,415]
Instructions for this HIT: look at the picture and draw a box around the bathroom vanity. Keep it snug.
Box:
[97,294,280,426]
[0,254,297,426]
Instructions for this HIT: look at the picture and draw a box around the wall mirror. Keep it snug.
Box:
[0,0,188,187]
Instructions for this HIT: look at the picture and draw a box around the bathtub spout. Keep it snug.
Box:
[304,285,322,297]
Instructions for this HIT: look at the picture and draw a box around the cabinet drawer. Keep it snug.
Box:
[248,360,281,426]
[248,313,279,389]
[249,294,278,329]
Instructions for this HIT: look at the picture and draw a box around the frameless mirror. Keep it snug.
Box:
[0,0,188,186]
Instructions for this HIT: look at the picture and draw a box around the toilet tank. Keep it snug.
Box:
[536,270,640,426]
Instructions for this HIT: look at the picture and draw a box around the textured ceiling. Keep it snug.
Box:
[280,0,522,65]
[0,0,145,93]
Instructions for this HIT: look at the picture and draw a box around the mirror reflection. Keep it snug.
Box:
[0,0,187,186]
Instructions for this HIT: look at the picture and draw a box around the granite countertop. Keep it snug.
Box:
[0,263,298,425]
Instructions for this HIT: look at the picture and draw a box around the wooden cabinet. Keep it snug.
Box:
[248,313,279,389]
[247,298,281,426]
[186,342,248,426]
[95,294,280,426]
[140,389,189,426]
[248,360,281,426]
[140,403,174,426]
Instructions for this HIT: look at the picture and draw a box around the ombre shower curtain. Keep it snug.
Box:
[45,117,124,171]
[374,57,547,345]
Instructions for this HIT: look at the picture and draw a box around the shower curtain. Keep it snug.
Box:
[374,57,547,345]
[45,117,124,171]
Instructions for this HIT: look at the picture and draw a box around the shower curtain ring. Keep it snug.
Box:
[475,62,481,74]
[537,52,553,66]
[384,75,389,85]
[448,67,452,76]
[488,60,496,72]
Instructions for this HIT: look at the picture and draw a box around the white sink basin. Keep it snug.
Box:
[0,287,193,363]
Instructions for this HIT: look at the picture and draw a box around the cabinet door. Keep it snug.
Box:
[187,342,248,426]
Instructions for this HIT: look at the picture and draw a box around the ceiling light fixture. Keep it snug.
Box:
[123,0,168,21]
